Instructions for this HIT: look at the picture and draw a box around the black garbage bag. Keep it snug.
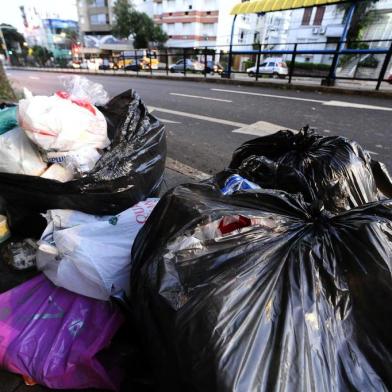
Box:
[229,127,388,213]
[0,90,166,237]
[130,179,392,392]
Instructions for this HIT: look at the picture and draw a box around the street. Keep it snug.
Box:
[7,69,392,174]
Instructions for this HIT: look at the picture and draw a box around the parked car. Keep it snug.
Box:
[72,60,88,69]
[388,74,392,84]
[247,58,288,78]
[170,59,204,73]
[99,60,119,70]
[204,61,224,75]
[124,62,142,72]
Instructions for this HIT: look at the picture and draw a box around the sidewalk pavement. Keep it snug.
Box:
[0,167,197,392]
[8,66,392,98]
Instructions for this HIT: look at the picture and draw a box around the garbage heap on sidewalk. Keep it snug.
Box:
[0,78,392,391]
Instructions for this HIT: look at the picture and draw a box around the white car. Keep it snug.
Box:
[247,58,288,78]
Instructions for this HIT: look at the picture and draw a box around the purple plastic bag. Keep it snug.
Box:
[0,274,124,390]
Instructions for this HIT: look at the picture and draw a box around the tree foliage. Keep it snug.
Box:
[338,0,379,46]
[0,61,16,101]
[63,27,80,45]
[112,0,168,48]
[31,45,53,66]
[0,24,26,56]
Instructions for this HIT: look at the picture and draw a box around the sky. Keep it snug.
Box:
[0,0,78,32]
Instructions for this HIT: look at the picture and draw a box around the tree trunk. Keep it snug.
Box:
[0,61,16,101]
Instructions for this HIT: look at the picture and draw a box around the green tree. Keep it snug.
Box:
[0,24,27,65]
[63,27,80,46]
[31,45,53,66]
[112,0,168,48]
[338,0,379,46]
[0,61,16,100]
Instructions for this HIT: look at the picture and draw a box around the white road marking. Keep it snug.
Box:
[368,150,379,155]
[149,106,247,128]
[323,100,392,112]
[158,118,182,124]
[170,93,232,103]
[166,157,210,181]
[212,88,392,111]
[211,88,322,103]
[233,121,293,137]
[29,76,40,80]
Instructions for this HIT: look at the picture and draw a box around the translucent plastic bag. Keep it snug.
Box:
[59,75,110,106]
[37,199,158,300]
[0,274,124,390]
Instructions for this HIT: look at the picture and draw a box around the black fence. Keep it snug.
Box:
[9,39,392,90]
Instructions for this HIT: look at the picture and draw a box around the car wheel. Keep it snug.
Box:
[248,71,255,77]
[170,68,175,73]
[272,72,279,79]
[279,74,286,79]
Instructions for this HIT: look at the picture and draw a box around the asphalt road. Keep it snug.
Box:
[7,69,392,173]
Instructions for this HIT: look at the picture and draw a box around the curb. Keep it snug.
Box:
[9,67,392,99]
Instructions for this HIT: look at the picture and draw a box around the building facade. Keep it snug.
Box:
[151,0,223,48]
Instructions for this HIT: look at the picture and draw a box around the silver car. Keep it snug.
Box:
[170,59,204,73]
[247,58,288,78]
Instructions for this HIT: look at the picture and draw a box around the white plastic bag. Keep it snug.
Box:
[18,90,109,152]
[46,147,101,174]
[0,127,47,175]
[36,199,158,300]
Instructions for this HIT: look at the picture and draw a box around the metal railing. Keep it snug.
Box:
[8,39,392,90]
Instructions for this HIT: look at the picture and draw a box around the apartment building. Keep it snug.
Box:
[77,0,132,49]
[363,0,392,44]
[151,0,224,48]
[77,0,114,35]
[284,0,392,64]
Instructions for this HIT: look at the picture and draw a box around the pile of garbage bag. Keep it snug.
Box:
[130,129,392,392]
[0,77,166,237]
[1,80,392,392]
[0,77,166,390]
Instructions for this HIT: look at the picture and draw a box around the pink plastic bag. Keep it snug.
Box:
[0,274,124,390]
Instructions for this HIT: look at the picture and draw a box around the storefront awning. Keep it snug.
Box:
[231,0,349,15]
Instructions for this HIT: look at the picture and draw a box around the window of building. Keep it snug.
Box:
[185,11,189,15]
[313,6,325,25]
[91,0,106,7]
[206,11,211,15]
[301,8,312,25]
[189,5,192,9]
[90,13,107,25]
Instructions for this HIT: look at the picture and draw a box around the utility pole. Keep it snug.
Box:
[0,26,10,62]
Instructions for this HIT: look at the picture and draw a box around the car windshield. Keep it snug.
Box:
[268,62,275,67]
